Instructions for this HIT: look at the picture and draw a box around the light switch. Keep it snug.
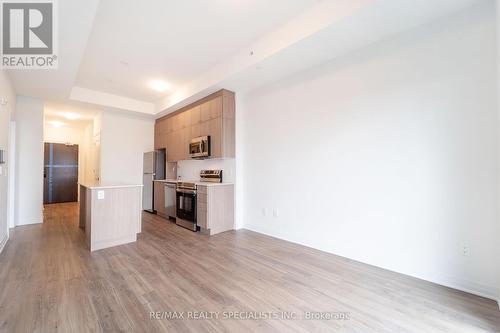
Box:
[97,190,105,200]
[0,166,3,175]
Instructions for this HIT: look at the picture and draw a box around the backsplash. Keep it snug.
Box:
[177,159,235,183]
[166,162,177,180]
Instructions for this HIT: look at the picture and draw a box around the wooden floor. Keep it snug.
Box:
[0,203,499,332]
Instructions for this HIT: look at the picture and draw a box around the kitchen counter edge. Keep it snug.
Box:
[153,179,234,187]
[79,182,144,190]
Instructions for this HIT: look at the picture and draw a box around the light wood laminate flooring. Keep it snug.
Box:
[0,203,499,332]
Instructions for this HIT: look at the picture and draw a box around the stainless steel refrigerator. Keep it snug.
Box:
[143,150,166,212]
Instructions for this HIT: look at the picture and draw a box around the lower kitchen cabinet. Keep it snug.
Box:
[197,184,234,235]
[154,181,167,218]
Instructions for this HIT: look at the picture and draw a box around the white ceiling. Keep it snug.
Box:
[220,0,485,94]
[7,0,100,100]
[6,0,486,118]
[76,0,317,102]
[44,101,99,128]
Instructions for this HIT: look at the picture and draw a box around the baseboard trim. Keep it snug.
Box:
[0,234,8,254]
[243,225,498,301]
[91,234,137,252]
[17,217,43,226]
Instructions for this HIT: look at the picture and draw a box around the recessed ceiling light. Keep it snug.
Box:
[47,120,66,128]
[149,80,171,92]
[60,112,81,120]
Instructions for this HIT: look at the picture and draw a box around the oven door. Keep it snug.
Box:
[176,189,196,223]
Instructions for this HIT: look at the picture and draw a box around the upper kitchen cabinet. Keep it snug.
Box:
[154,118,167,149]
[155,89,235,162]
[201,96,222,122]
[190,105,201,126]
[179,110,191,129]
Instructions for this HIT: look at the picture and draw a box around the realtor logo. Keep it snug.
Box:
[1,0,58,69]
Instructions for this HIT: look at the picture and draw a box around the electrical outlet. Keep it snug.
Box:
[97,191,105,200]
[261,208,267,217]
[462,244,471,257]
[273,208,279,218]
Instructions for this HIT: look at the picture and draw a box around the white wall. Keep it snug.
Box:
[44,124,84,145]
[238,3,498,299]
[496,0,500,306]
[177,159,236,183]
[100,111,154,184]
[15,97,44,226]
[0,71,16,251]
[8,121,16,229]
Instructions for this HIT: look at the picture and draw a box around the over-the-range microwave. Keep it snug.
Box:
[189,136,211,159]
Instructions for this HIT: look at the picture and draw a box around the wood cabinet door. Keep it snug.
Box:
[158,119,167,133]
[184,126,192,160]
[181,109,190,128]
[171,114,180,131]
[208,117,222,158]
[197,186,208,229]
[154,121,161,149]
[166,117,173,133]
[155,121,161,135]
[191,122,201,138]
[200,101,210,122]
[154,182,166,215]
[199,120,210,137]
[166,131,177,162]
[190,105,201,125]
[210,96,223,119]
[154,131,160,150]
[157,121,168,149]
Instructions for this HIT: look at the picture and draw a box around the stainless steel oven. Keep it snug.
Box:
[176,182,197,231]
[189,136,210,159]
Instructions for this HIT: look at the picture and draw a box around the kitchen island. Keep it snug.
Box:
[79,182,143,252]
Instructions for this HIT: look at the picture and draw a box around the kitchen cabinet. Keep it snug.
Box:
[154,182,166,217]
[200,100,210,122]
[180,110,190,128]
[208,117,222,158]
[196,184,234,235]
[190,105,201,125]
[166,117,173,133]
[179,126,191,161]
[172,114,182,131]
[154,119,167,149]
[191,122,201,138]
[165,182,176,218]
[155,89,235,162]
[210,96,223,119]
[79,184,142,251]
[201,95,222,122]
[166,130,179,162]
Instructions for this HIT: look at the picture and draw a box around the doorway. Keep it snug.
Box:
[43,143,79,204]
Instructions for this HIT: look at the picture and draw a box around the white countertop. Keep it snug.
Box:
[195,181,234,187]
[79,182,144,190]
[154,179,179,183]
[154,179,234,187]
